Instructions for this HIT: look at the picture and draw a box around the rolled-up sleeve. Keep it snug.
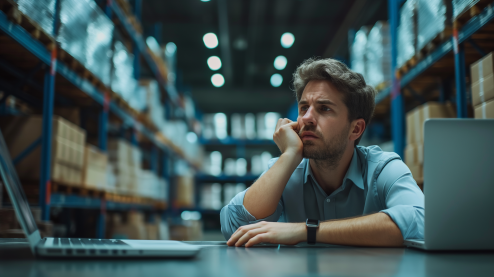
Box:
[220,158,283,240]
[378,161,425,240]
[220,189,283,240]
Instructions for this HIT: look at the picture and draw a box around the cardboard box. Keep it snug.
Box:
[407,102,455,143]
[406,111,415,144]
[474,99,494,119]
[470,52,494,82]
[176,175,195,208]
[408,163,423,180]
[471,74,494,106]
[0,116,86,186]
[82,145,108,189]
[405,143,423,165]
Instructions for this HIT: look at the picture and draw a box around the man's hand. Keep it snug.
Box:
[227,222,306,247]
[273,118,303,159]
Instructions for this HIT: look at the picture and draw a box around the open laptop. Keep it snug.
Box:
[404,119,494,250]
[0,130,201,258]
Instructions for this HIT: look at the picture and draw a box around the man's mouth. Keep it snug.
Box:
[300,131,319,140]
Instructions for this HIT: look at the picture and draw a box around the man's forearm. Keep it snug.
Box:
[316,212,404,247]
[243,152,301,219]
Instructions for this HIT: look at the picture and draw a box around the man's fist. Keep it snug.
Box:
[273,118,303,159]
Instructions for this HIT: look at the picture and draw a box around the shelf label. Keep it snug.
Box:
[104,92,110,112]
[453,29,459,54]
[45,180,51,205]
[50,48,57,76]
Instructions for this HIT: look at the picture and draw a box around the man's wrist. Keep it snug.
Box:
[281,150,303,164]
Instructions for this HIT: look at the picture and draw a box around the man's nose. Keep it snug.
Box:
[302,106,316,125]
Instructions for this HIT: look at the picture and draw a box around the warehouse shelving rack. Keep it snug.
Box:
[0,0,197,238]
[376,0,494,158]
[193,137,277,215]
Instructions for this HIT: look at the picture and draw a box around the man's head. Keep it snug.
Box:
[292,58,376,166]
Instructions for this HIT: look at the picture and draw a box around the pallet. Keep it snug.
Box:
[397,27,453,78]
[52,182,106,198]
[453,0,492,27]
[0,0,56,50]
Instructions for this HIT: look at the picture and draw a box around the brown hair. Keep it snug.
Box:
[292,57,376,145]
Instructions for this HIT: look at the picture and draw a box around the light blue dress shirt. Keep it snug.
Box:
[220,145,425,241]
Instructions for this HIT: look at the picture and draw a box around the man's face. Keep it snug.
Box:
[297,80,351,166]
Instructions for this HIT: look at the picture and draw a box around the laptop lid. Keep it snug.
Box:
[424,119,494,250]
[0,130,41,252]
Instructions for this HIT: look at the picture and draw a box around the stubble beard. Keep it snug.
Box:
[300,125,349,169]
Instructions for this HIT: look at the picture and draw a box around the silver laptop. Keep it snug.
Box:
[0,130,201,258]
[404,119,494,250]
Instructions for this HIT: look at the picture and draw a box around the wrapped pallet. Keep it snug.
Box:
[452,0,481,21]
[86,2,114,86]
[112,39,138,102]
[15,0,56,36]
[397,0,417,68]
[58,0,92,66]
[140,80,166,129]
[350,26,369,80]
[416,0,452,52]
[365,21,391,88]
[0,116,86,186]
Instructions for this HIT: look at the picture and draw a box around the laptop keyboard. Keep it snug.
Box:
[52,238,128,247]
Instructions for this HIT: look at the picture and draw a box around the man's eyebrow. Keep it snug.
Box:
[299,99,337,106]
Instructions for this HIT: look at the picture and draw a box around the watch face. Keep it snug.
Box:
[306,219,319,227]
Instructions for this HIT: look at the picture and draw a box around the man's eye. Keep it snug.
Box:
[321,106,331,111]
[300,106,308,111]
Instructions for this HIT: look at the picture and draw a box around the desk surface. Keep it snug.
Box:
[0,240,493,277]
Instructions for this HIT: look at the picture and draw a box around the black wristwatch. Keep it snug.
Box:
[306,218,320,245]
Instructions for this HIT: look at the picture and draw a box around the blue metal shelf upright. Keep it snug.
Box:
[382,0,494,157]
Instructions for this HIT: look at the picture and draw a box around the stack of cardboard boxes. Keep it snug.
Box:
[82,144,108,191]
[405,102,455,185]
[107,139,142,195]
[1,116,86,186]
[472,53,494,119]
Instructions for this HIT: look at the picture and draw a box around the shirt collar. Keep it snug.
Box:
[303,148,364,190]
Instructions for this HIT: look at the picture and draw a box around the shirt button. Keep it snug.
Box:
[326,199,331,203]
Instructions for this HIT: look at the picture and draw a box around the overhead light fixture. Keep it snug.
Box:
[274,55,287,70]
[201,0,210,2]
[165,42,177,54]
[270,74,283,87]
[207,56,222,70]
[186,132,198,143]
[281,32,295,48]
[146,36,160,55]
[203,33,218,49]
[211,73,225,87]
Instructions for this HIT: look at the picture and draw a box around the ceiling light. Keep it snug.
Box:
[207,56,222,70]
[165,42,177,54]
[211,73,225,87]
[270,74,283,87]
[203,33,218,49]
[281,32,295,48]
[146,36,160,55]
[274,55,287,70]
[201,0,210,2]
[186,132,198,143]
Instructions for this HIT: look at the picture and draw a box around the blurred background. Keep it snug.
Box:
[0,0,493,241]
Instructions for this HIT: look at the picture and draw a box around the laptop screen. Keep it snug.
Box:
[0,130,37,235]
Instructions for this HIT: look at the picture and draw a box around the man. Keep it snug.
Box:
[220,58,424,247]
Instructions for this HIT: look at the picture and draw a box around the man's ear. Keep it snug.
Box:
[349,119,366,142]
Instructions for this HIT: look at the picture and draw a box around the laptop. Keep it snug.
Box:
[404,119,494,250]
[0,130,201,258]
